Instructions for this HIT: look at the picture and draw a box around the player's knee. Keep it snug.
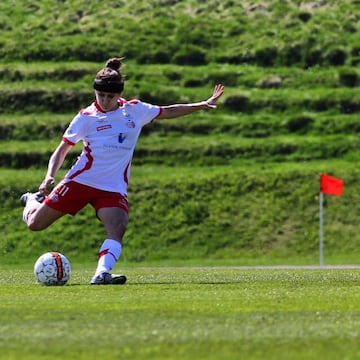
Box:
[27,219,46,231]
[28,223,43,231]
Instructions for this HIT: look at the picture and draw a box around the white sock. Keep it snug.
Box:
[95,239,122,276]
[22,198,41,224]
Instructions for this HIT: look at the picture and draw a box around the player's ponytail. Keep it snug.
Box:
[105,57,124,73]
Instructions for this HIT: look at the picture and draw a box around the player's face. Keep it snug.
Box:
[95,91,120,112]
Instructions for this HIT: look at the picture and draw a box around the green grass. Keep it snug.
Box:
[0,0,358,66]
[0,266,360,360]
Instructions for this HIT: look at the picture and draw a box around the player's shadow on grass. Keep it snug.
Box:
[65,281,241,286]
[126,281,243,285]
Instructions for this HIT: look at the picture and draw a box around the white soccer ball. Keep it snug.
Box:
[34,252,71,286]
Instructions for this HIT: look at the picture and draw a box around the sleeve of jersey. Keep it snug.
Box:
[62,113,86,145]
[131,100,161,126]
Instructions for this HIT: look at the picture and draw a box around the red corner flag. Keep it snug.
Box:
[320,174,344,196]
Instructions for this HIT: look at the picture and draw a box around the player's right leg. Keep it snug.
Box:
[21,192,66,231]
[21,181,90,231]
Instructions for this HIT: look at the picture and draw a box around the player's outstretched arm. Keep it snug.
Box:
[157,84,224,120]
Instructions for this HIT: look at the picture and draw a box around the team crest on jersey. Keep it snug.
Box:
[97,124,112,131]
[126,120,135,128]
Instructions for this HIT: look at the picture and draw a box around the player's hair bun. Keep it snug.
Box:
[105,58,123,72]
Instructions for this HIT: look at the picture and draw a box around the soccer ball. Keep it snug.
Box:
[34,252,71,286]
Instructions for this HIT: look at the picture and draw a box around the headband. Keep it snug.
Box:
[93,79,124,93]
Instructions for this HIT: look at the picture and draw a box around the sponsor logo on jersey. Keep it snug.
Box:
[96,124,112,131]
[118,133,127,143]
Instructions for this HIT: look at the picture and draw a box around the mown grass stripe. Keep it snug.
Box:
[0,266,359,360]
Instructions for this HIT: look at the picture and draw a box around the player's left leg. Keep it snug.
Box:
[90,206,128,285]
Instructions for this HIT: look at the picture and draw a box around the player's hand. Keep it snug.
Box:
[205,84,225,108]
[39,176,55,195]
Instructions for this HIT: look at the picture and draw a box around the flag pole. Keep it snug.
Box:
[319,174,344,267]
[319,191,324,267]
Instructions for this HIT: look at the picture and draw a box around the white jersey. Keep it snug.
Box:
[62,98,161,195]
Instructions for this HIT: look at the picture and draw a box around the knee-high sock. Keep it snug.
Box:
[94,239,122,276]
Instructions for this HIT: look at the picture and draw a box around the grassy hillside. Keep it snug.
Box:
[0,0,359,265]
[3,163,360,266]
[0,0,358,67]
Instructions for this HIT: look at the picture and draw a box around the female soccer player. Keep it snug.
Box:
[21,57,225,285]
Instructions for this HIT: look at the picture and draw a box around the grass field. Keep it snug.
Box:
[1,265,359,360]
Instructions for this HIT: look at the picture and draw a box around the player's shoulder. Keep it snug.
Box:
[119,97,140,106]
[120,98,159,112]
[79,102,98,116]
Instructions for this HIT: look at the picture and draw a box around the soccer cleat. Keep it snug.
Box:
[90,272,127,285]
[20,192,45,206]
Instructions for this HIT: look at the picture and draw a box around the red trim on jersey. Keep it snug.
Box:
[123,162,130,185]
[80,108,91,115]
[62,137,75,146]
[94,98,129,112]
[94,100,106,113]
[156,107,163,118]
[128,99,139,105]
[118,98,126,106]
[69,143,94,179]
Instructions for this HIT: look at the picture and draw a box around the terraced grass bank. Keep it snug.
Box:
[0,0,358,67]
[0,0,359,264]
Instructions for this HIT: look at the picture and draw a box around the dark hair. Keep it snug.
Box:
[93,57,125,93]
